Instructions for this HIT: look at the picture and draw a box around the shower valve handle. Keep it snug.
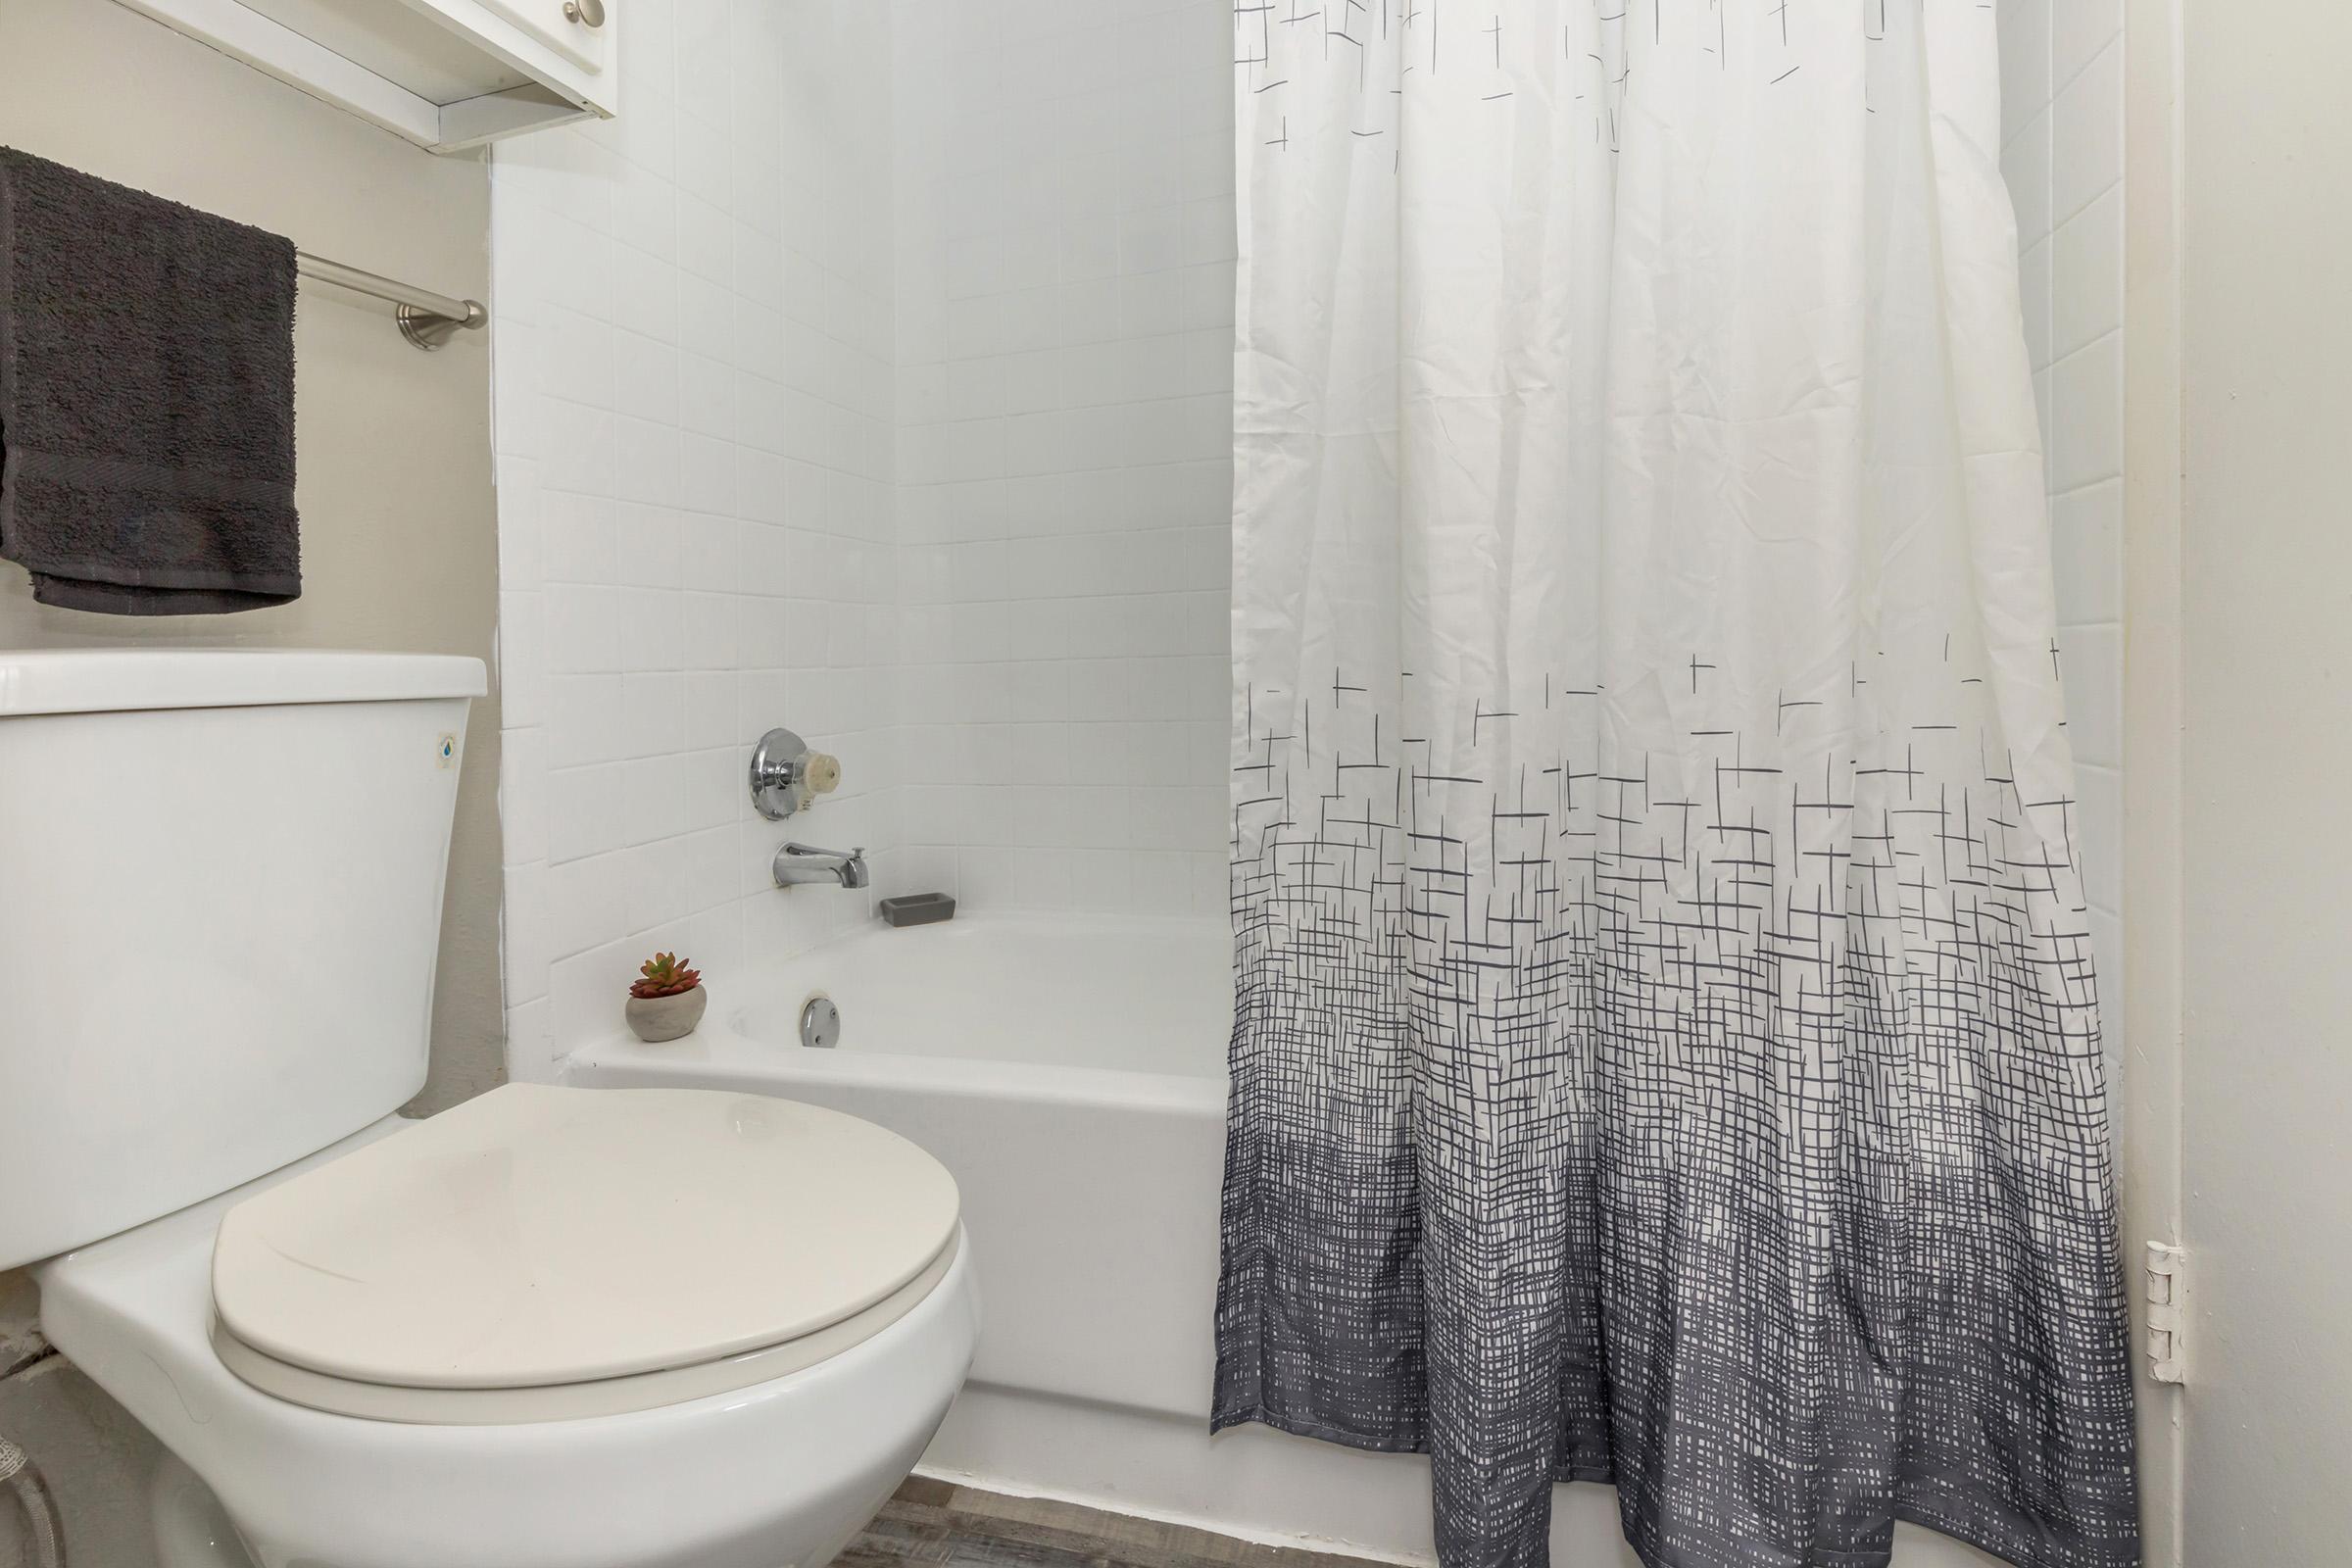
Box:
[750,728,840,819]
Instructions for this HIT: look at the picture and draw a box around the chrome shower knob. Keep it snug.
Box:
[749,728,842,819]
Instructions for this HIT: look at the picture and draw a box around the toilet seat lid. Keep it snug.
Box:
[211,1083,960,1391]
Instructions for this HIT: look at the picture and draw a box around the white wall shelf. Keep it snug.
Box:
[113,0,616,153]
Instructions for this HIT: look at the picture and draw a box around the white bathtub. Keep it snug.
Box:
[574,913,1230,1426]
[566,911,2000,1568]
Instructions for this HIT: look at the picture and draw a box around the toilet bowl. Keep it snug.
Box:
[35,1084,981,1568]
[0,652,978,1568]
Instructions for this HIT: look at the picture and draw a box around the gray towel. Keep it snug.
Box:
[0,148,299,614]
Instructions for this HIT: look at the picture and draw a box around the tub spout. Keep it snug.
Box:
[774,842,869,890]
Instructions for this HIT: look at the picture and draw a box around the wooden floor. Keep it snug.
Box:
[840,1477,1394,1568]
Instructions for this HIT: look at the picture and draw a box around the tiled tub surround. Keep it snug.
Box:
[492,0,1241,1064]
[890,0,1236,918]
[490,0,903,1078]
[2001,0,2127,1085]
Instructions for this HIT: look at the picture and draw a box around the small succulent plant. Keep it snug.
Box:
[629,952,702,999]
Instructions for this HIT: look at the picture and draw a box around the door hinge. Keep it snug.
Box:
[2144,1241,2188,1385]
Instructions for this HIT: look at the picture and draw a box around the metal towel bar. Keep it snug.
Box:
[296,252,486,352]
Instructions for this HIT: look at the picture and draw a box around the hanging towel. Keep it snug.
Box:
[0,147,299,614]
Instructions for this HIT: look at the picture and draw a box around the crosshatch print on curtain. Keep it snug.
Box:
[1212,5,2136,1568]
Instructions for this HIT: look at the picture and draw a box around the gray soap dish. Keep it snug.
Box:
[878,893,956,928]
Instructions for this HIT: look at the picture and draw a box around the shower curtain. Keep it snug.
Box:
[1214,5,2135,1568]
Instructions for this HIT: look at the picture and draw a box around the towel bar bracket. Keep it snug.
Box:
[397,301,490,352]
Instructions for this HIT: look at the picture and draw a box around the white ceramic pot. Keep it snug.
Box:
[625,985,708,1043]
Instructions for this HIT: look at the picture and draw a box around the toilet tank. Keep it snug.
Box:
[0,650,486,1271]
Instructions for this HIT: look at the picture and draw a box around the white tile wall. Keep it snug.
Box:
[493,0,1239,1069]
[2000,0,2127,1065]
[491,0,902,1079]
[889,0,1236,918]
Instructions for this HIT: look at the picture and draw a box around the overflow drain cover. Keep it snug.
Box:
[800,995,841,1050]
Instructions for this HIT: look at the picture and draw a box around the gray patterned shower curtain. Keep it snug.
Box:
[1213,5,2136,1568]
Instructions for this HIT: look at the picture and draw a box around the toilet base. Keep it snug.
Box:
[36,1124,982,1568]
[151,1451,254,1568]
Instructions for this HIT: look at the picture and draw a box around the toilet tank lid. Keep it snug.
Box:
[0,650,487,716]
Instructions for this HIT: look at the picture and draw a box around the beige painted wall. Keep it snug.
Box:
[0,0,505,1107]
[0,0,502,1555]
[2178,0,2352,1560]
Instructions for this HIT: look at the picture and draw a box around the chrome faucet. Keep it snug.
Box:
[772,841,869,890]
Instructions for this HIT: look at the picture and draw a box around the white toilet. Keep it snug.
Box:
[0,650,980,1568]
